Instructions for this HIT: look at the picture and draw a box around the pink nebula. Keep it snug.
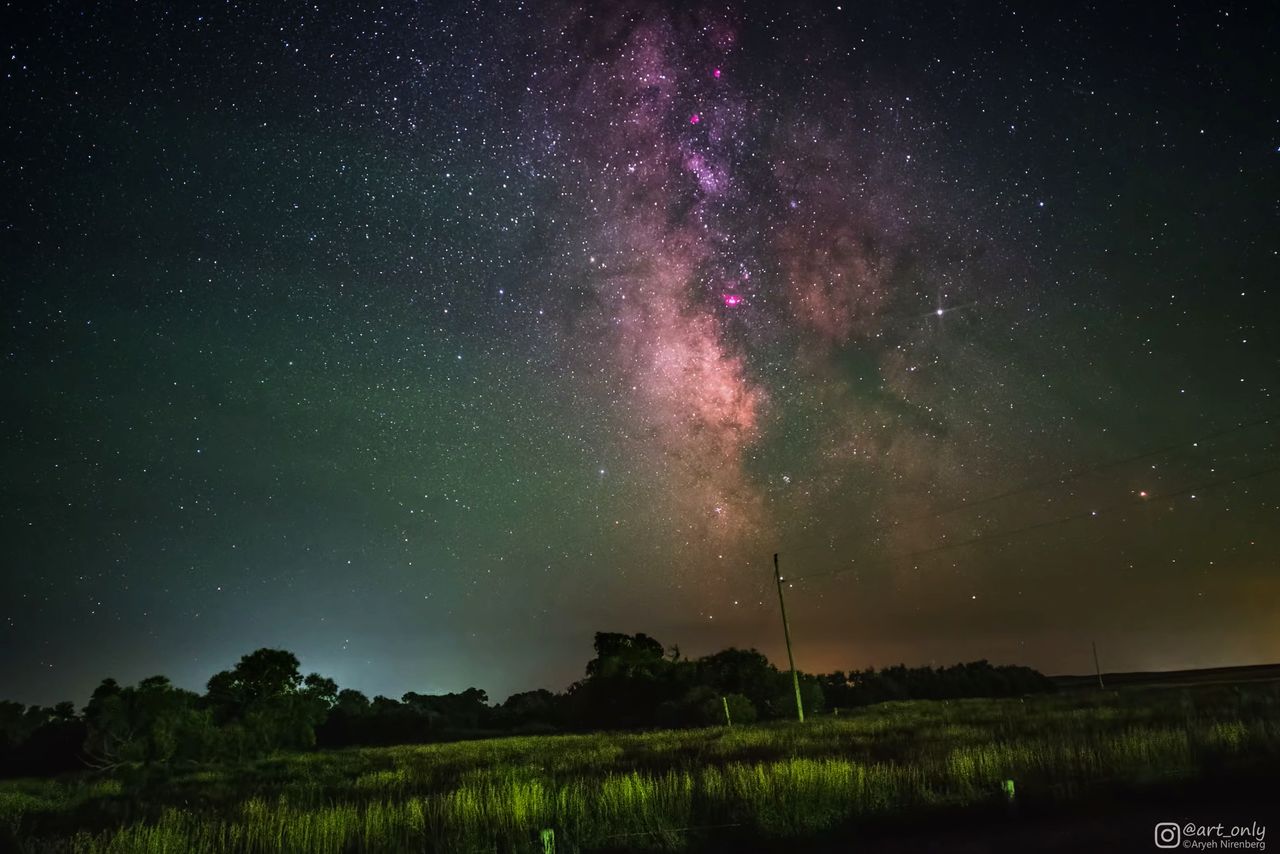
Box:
[689,113,701,124]
[722,293,743,306]
[712,68,721,78]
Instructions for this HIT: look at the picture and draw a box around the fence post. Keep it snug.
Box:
[722,696,733,727]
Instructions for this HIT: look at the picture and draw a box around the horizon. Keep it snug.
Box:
[7,631,1279,710]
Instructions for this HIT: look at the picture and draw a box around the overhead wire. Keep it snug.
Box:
[784,461,1280,586]
[776,413,1276,560]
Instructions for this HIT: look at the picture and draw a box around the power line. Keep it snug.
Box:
[785,461,1280,586]
[777,414,1276,559]
[458,413,1273,587]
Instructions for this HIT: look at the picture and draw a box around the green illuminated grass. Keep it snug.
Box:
[3,682,1278,852]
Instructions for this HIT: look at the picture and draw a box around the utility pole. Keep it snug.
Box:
[774,553,805,722]
[1092,640,1105,689]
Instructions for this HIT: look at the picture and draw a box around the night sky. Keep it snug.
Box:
[3,1,1278,706]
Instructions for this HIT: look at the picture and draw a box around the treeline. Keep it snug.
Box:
[0,632,1054,777]
[818,661,1058,707]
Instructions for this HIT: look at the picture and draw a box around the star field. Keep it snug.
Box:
[2,0,1278,704]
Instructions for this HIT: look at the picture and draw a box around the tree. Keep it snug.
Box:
[204,649,333,756]
[82,676,210,769]
[695,648,780,714]
[0,701,39,751]
[0,700,86,777]
[721,692,758,725]
[315,689,375,748]
[333,689,371,717]
[585,632,667,680]
[206,649,305,717]
[402,688,491,730]
[574,632,681,728]
[495,689,559,731]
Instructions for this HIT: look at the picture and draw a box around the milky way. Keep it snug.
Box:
[522,4,1009,560]
[528,6,772,546]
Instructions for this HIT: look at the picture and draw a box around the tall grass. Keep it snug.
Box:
[4,682,1277,852]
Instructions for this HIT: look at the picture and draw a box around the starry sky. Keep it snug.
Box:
[3,0,1278,706]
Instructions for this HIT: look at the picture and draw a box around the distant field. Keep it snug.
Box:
[1053,661,1280,689]
[3,681,1278,852]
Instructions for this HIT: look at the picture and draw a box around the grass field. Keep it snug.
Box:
[3,681,1278,852]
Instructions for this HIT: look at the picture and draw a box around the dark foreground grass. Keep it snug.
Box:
[2,682,1278,852]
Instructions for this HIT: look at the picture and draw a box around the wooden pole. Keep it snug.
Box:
[774,553,805,722]
[1092,640,1105,689]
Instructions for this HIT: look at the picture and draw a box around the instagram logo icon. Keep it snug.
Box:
[1154,822,1181,848]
